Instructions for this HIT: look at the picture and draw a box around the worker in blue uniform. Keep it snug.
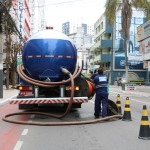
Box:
[93,68,108,118]
[90,68,98,80]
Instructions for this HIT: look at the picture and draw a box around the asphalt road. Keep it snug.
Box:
[1,86,150,150]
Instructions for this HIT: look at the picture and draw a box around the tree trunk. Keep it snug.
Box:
[11,68,16,88]
[6,63,9,89]
[124,37,128,83]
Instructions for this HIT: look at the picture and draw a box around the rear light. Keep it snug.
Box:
[18,86,33,90]
[18,86,33,96]
[66,86,80,90]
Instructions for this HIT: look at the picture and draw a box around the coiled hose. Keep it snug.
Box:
[2,64,122,125]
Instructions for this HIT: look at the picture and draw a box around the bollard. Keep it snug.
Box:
[116,94,122,115]
[122,97,132,121]
[138,105,150,140]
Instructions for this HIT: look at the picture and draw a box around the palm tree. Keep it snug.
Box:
[105,0,150,82]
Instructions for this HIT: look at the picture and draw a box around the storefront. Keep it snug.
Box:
[137,20,150,85]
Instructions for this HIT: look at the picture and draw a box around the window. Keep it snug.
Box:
[101,22,103,30]
[98,25,100,32]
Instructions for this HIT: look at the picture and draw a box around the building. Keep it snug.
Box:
[30,0,46,34]
[87,25,94,35]
[62,22,77,35]
[17,0,31,41]
[89,12,146,84]
[62,21,93,35]
[89,14,113,82]
[68,27,94,71]
[137,20,150,85]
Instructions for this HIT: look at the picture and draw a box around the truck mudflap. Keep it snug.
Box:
[9,97,89,104]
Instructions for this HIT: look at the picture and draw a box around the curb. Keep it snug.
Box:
[0,94,17,107]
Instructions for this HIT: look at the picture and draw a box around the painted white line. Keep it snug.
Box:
[130,98,150,105]
[13,141,23,150]
[111,91,149,97]
[111,91,150,104]
[21,129,28,136]
[0,94,18,106]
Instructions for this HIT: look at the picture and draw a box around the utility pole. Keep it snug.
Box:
[0,11,3,98]
[0,32,3,98]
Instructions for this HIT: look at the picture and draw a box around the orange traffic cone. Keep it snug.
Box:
[138,105,150,140]
[116,94,122,115]
[122,97,132,121]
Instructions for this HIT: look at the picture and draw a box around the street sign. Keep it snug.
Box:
[125,84,136,91]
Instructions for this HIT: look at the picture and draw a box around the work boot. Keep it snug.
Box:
[94,115,100,119]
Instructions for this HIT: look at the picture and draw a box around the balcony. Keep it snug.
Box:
[100,40,112,48]
[91,42,101,51]
[105,24,113,33]
[93,55,100,64]
[101,54,111,62]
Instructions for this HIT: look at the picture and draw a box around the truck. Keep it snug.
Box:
[10,29,95,110]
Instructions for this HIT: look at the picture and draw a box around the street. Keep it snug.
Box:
[0,85,150,150]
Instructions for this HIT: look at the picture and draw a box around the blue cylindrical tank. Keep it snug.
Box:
[22,30,77,81]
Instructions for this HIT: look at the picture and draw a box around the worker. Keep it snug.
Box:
[90,68,98,80]
[93,68,109,118]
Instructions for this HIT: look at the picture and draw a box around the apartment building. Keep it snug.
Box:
[90,12,145,84]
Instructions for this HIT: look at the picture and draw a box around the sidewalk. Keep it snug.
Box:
[0,87,18,106]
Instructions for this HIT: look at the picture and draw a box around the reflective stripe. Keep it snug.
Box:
[125,100,130,105]
[9,97,88,104]
[141,121,150,125]
[142,110,148,116]
[124,108,130,111]
[24,55,75,58]
[96,84,108,88]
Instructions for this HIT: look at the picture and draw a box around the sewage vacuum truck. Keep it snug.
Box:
[10,29,94,110]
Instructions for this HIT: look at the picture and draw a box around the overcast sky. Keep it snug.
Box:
[44,0,106,31]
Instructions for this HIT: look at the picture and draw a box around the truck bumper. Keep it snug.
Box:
[9,97,89,104]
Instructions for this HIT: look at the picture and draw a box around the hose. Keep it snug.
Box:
[3,64,123,125]
[3,114,122,126]
[17,63,81,87]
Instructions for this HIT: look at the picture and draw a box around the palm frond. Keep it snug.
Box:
[105,0,120,25]
[133,0,150,20]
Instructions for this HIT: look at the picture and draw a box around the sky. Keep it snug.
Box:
[44,0,106,31]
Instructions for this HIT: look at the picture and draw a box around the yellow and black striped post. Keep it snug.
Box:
[116,94,122,115]
[138,105,150,140]
[122,97,132,121]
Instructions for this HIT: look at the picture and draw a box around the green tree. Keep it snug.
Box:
[105,0,150,82]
